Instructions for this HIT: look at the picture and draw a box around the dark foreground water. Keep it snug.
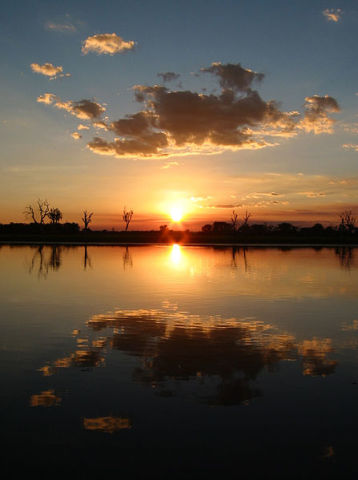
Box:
[1,244,358,478]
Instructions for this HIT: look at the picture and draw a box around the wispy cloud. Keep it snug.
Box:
[82,33,136,55]
[45,21,77,33]
[157,72,180,83]
[298,191,327,198]
[323,8,343,22]
[161,161,180,169]
[342,143,358,151]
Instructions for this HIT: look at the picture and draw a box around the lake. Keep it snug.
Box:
[1,244,358,477]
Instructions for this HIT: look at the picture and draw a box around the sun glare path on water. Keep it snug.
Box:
[170,244,182,265]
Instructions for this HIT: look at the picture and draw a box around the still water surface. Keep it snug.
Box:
[1,245,358,477]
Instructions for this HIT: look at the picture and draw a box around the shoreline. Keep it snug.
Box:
[1,241,358,248]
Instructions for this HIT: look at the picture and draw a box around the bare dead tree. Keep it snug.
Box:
[82,210,93,231]
[122,207,134,231]
[339,210,356,233]
[238,210,252,231]
[24,199,50,224]
[48,208,63,224]
[231,210,240,232]
[242,210,252,226]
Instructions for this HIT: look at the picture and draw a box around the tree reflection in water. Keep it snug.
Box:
[122,246,133,270]
[83,245,92,270]
[29,245,63,278]
[335,247,354,270]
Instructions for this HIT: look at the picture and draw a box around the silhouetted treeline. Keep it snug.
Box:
[0,222,80,233]
[0,220,357,244]
[198,220,358,244]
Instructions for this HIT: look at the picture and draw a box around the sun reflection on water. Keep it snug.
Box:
[170,243,182,265]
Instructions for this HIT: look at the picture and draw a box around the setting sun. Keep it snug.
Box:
[170,206,184,222]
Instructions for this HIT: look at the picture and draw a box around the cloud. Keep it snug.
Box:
[343,143,358,151]
[82,33,136,55]
[130,81,291,151]
[71,132,82,140]
[323,8,342,22]
[299,95,340,134]
[157,72,180,83]
[45,21,77,32]
[209,203,242,209]
[37,93,57,104]
[190,195,213,202]
[38,61,340,159]
[38,94,106,120]
[87,133,168,157]
[298,191,327,198]
[77,124,90,130]
[200,62,264,92]
[161,161,179,169]
[342,122,358,134]
[59,99,105,119]
[30,62,68,79]
[93,120,109,130]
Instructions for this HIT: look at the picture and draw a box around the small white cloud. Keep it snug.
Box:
[322,8,342,22]
[30,62,70,79]
[37,93,57,104]
[161,161,179,169]
[71,132,82,140]
[82,33,136,55]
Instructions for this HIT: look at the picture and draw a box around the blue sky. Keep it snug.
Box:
[1,0,358,228]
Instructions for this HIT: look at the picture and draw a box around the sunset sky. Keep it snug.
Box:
[1,0,358,229]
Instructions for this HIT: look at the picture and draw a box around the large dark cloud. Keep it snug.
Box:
[110,112,155,136]
[38,61,340,159]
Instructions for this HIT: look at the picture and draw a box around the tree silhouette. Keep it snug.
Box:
[82,210,93,231]
[48,208,63,224]
[339,210,356,233]
[24,199,50,224]
[122,207,133,231]
[238,210,252,232]
[231,210,240,231]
